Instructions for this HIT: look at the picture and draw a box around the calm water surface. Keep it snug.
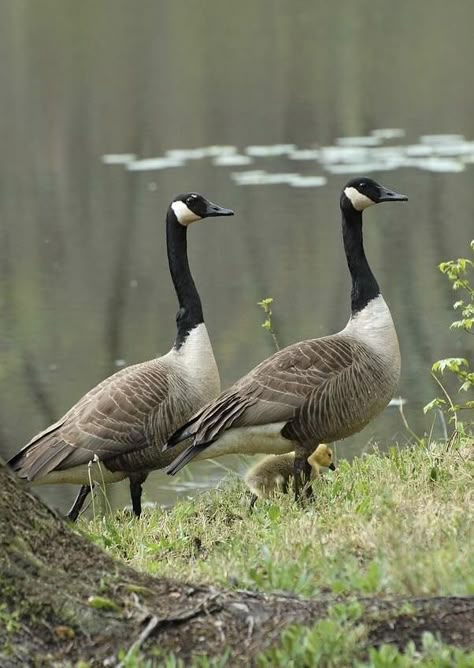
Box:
[1,2,473,513]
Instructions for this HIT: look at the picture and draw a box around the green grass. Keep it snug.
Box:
[84,439,473,600]
[82,439,474,665]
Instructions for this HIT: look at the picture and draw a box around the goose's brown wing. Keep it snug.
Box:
[281,361,364,444]
[167,336,357,450]
[9,360,170,481]
[282,340,391,443]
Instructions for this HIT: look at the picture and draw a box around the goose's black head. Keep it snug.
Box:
[340,177,408,213]
[170,192,234,226]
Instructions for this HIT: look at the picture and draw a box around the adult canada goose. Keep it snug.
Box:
[165,177,407,498]
[245,443,335,507]
[8,193,234,519]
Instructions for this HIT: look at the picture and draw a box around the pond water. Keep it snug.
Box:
[1,2,473,514]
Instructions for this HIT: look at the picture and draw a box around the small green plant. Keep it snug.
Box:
[257,297,280,351]
[256,602,366,667]
[0,604,20,634]
[361,631,474,667]
[257,623,474,668]
[425,241,474,434]
[87,595,120,612]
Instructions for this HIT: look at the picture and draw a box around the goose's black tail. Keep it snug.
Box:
[165,442,210,476]
[163,419,197,451]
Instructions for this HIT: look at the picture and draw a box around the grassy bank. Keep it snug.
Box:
[83,439,474,665]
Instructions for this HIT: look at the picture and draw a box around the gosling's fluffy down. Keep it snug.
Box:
[245,443,335,503]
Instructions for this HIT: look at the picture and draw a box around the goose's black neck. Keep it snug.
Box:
[167,209,204,349]
[341,207,380,315]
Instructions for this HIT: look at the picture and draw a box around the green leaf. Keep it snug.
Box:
[459,381,473,392]
[257,297,273,309]
[423,398,446,414]
[432,358,468,374]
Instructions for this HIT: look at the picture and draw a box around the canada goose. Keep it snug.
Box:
[8,193,234,519]
[164,177,407,499]
[245,443,335,507]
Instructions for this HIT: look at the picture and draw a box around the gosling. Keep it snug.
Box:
[245,443,335,508]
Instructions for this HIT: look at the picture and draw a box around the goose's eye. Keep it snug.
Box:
[186,195,197,205]
[358,182,365,189]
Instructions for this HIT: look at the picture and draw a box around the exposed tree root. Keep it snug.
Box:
[0,465,472,666]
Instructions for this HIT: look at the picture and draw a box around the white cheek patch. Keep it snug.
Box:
[171,201,202,225]
[344,187,376,211]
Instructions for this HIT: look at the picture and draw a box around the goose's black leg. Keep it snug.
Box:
[293,453,312,503]
[249,493,258,511]
[304,472,314,501]
[129,474,147,517]
[67,484,92,522]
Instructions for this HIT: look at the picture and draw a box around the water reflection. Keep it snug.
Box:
[103,133,474,181]
[213,154,253,166]
[102,154,137,165]
[127,157,185,171]
[97,129,474,218]
[1,1,473,516]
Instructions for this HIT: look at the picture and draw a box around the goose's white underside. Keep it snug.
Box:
[36,424,292,482]
[34,464,127,486]
[193,422,292,460]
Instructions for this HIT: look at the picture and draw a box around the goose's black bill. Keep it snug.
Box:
[205,202,234,217]
[377,186,408,203]
[329,463,336,471]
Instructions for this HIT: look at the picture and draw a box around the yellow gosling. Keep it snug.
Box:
[245,443,335,508]
[307,443,335,472]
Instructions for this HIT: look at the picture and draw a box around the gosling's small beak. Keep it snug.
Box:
[204,201,234,218]
[377,185,408,203]
[329,463,336,471]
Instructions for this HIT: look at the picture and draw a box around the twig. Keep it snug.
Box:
[119,593,222,665]
[430,372,459,432]
[120,614,160,665]
[87,459,97,522]
[397,402,424,446]
[246,615,255,646]
[96,458,113,516]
